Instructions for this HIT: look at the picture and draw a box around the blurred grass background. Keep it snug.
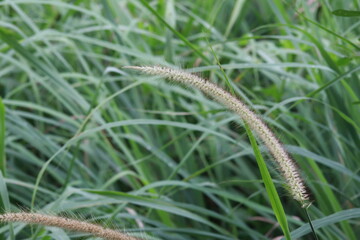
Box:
[0,0,359,239]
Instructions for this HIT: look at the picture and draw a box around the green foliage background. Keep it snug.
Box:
[0,0,359,239]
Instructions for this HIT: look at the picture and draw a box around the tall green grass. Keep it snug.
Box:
[0,0,359,239]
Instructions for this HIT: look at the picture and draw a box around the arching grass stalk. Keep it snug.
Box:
[0,212,141,240]
[124,66,309,207]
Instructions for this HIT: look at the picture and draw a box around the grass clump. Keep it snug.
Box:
[0,0,359,239]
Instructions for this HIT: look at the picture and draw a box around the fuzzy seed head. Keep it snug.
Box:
[0,212,141,240]
[125,65,309,205]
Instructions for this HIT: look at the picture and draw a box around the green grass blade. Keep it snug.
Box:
[138,0,212,65]
[244,123,291,240]
[307,65,360,97]
[0,98,5,176]
[0,173,10,213]
[301,15,360,50]
[291,209,360,239]
[85,189,231,236]
[0,27,53,79]
[332,9,360,17]
[0,172,14,239]
[224,0,246,37]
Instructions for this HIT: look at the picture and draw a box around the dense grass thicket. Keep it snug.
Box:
[0,0,359,239]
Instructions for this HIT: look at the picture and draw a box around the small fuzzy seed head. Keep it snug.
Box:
[125,65,309,205]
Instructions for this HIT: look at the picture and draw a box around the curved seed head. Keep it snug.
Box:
[125,65,309,206]
[0,212,141,240]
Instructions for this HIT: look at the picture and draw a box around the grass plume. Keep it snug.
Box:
[124,65,309,206]
[0,212,141,240]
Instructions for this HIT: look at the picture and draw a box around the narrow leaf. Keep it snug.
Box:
[245,123,291,240]
[291,209,360,238]
[332,9,360,17]
[0,98,5,176]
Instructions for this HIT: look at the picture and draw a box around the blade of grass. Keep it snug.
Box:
[0,98,5,176]
[280,65,360,119]
[86,189,231,236]
[244,123,291,240]
[290,209,360,239]
[0,172,14,240]
[332,9,360,17]
[224,0,246,37]
[138,0,212,65]
[300,15,360,50]
[307,65,360,98]
[0,27,55,81]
